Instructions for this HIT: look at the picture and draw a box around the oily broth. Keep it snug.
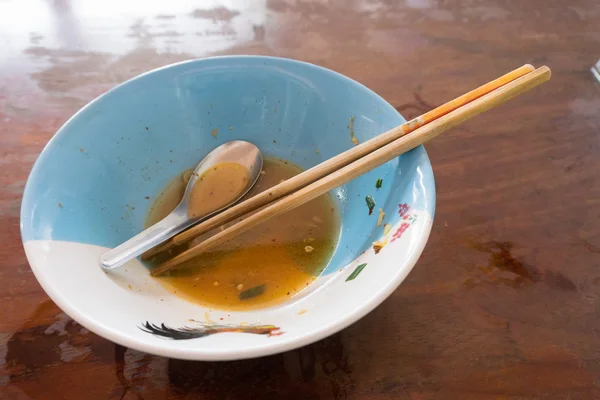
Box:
[146,157,340,310]
[188,162,250,218]
[146,162,250,222]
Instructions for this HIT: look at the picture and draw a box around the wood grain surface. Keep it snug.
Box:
[1,0,600,399]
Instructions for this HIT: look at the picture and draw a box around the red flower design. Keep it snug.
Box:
[398,203,410,218]
[391,222,410,242]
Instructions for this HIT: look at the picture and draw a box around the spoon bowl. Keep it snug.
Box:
[99,140,262,270]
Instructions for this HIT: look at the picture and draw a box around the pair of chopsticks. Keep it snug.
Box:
[149,64,551,277]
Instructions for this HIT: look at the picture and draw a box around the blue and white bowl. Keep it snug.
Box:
[21,56,435,360]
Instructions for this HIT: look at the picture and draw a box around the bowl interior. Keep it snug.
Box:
[21,56,435,360]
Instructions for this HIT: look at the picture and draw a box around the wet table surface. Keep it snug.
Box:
[2,0,600,399]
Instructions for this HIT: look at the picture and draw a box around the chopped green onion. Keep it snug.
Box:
[346,263,367,281]
[366,195,375,215]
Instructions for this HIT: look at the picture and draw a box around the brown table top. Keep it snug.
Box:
[2,0,600,399]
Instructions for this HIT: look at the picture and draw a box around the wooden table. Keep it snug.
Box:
[2,1,600,398]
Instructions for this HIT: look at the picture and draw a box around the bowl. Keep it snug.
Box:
[21,56,435,360]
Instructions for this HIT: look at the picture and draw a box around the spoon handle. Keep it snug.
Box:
[100,212,193,270]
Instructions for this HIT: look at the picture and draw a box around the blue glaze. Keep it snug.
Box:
[21,56,435,273]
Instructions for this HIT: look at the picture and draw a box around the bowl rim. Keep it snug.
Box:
[21,55,436,360]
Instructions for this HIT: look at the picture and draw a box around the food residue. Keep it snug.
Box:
[239,284,265,300]
[372,242,384,254]
[348,116,358,145]
[346,263,367,281]
[372,236,389,254]
[383,223,392,235]
[376,178,383,189]
[373,223,393,253]
[145,158,340,311]
[182,170,193,184]
[204,311,214,324]
[211,128,218,137]
[377,209,385,227]
[365,195,375,215]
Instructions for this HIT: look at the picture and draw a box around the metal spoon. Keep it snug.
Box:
[100,140,263,270]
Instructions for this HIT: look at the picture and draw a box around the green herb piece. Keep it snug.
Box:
[375,179,383,189]
[366,195,375,215]
[346,263,367,281]
[239,284,265,300]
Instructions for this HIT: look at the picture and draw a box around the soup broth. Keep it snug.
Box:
[188,162,250,218]
[146,157,340,310]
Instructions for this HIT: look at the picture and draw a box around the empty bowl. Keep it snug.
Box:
[21,56,435,360]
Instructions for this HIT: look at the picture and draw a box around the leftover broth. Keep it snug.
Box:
[146,157,340,310]
[187,162,250,218]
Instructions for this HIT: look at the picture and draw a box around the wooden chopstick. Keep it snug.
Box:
[142,64,535,260]
[150,66,551,276]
